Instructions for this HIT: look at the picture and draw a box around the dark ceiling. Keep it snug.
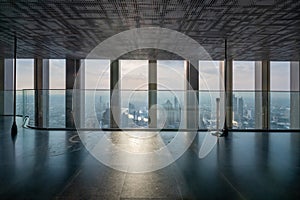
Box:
[0,0,299,60]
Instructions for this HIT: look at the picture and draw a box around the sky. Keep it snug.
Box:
[49,59,66,89]
[16,59,34,90]
[233,61,255,90]
[270,61,290,91]
[199,60,222,90]
[15,59,290,91]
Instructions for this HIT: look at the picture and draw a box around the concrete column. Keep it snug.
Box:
[221,59,233,129]
[148,60,157,128]
[255,60,270,129]
[65,59,85,128]
[110,60,120,128]
[0,59,13,115]
[185,60,199,130]
[262,60,270,129]
[290,61,300,129]
[34,58,49,128]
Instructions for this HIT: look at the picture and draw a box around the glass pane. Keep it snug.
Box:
[270,92,290,129]
[85,59,110,89]
[157,61,185,129]
[120,60,148,90]
[85,59,110,128]
[49,59,66,89]
[232,92,255,129]
[199,61,223,129]
[16,59,34,90]
[233,61,255,91]
[232,61,255,129]
[49,59,66,128]
[270,61,290,91]
[158,60,185,90]
[270,62,290,129]
[199,61,222,91]
[120,60,148,128]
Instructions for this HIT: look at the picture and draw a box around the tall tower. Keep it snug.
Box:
[238,97,244,123]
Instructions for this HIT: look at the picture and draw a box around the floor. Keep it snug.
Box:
[0,116,299,200]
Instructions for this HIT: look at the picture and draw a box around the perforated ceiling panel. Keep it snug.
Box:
[0,1,299,60]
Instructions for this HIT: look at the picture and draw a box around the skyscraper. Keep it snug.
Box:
[238,97,244,123]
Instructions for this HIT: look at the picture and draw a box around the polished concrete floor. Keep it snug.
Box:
[0,116,299,200]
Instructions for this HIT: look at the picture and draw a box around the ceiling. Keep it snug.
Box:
[0,0,299,61]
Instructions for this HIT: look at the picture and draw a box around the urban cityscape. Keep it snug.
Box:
[19,92,291,130]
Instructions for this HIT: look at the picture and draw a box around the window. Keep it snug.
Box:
[232,61,255,129]
[157,60,185,128]
[85,59,110,128]
[48,59,66,128]
[16,59,34,116]
[198,61,223,129]
[120,60,148,128]
[270,61,290,129]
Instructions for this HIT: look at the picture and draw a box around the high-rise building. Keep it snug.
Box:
[238,97,244,122]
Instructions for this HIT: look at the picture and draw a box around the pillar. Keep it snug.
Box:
[65,59,85,128]
[185,60,199,130]
[255,60,270,129]
[221,59,233,129]
[148,60,157,128]
[290,61,300,129]
[0,59,13,115]
[110,60,121,128]
[34,58,49,128]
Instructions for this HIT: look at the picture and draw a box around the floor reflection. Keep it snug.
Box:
[0,116,300,199]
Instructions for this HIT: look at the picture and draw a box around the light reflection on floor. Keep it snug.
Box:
[0,117,300,199]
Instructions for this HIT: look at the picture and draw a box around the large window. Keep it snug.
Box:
[198,61,223,129]
[85,59,110,128]
[49,59,66,128]
[233,61,255,129]
[270,61,290,129]
[120,60,148,128]
[157,60,185,128]
[16,59,34,116]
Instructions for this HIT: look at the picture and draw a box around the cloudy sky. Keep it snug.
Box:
[16,59,290,91]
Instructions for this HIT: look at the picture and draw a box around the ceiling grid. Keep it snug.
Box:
[0,0,299,60]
